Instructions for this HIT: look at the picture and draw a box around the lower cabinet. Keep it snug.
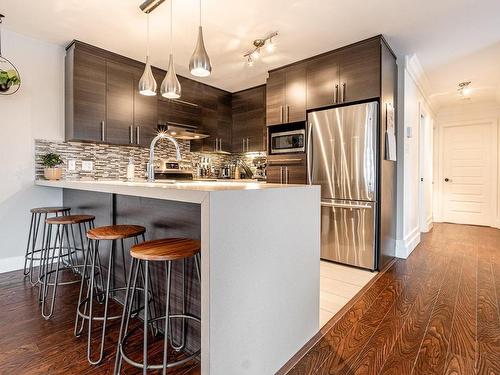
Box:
[266,154,307,184]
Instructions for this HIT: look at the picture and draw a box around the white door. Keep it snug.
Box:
[441,122,495,226]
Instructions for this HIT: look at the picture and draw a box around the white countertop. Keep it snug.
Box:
[35,179,314,204]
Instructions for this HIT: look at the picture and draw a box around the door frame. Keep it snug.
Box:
[418,106,433,233]
[436,117,498,227]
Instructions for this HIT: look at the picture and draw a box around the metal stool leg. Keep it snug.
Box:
[75,237,92,336]
[42,224,64,320]
[23,213,35,276]
[143,260,149,375]
[114,257,141,374]
[162,260,172,375]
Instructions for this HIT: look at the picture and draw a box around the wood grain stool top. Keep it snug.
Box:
[30,206,71,214]
[130,238,201,261]
[87,225,146,241]
[46,214,95,225]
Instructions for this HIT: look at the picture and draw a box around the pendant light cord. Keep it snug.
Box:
[146,13,150,58]
[0,15,3,56]
[170,0,173,54]
[199,0,202,26]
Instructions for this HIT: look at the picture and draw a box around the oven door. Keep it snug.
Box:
[270,130,305,154]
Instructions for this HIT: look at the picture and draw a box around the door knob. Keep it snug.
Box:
[444,178,450,182]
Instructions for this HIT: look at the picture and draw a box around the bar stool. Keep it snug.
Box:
[24,206,71,285]
[40,214,95,320]
[114,238,201,374]
[75,224,158,365]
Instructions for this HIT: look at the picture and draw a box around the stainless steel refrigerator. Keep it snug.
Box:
[307,101,378,270]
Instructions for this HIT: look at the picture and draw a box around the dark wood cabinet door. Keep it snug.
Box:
[71,48,106,141]
[106,61,135,145]
[266,70,285,126]
[134,69,158,148]
[285,64,306,123]
[266,165,284,184]
[306,52,339,110]
[338,39,380,103]
[266,154,307,184]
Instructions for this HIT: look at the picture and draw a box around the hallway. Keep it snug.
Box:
[284,223,500,374]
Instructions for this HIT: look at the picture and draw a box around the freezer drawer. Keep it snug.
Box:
[320,199,376,270]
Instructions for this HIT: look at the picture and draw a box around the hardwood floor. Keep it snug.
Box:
[0,269,200,374]
[1,223,499,374]
[283,223,500,375]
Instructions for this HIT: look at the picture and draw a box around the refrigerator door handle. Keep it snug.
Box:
[307,122,313,185]
[321,201,371,210]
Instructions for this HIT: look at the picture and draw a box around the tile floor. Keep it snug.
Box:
[319,260,377,327]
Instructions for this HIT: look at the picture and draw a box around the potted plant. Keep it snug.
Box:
[41,153,64,180]
[0,68,21,93]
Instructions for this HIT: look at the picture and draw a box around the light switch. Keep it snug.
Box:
[68,159,76,171]
[82,160,93,171]
[406,126,413,138]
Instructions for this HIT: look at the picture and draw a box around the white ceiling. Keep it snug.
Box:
[1,0,500,105]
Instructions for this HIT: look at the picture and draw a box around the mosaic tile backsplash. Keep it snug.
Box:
[35,139,266,180]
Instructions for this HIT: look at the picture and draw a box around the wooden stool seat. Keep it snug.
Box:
[86,225,146,241]
[130,238,201,261]
[30,206,71,214]
[46,214,95,225]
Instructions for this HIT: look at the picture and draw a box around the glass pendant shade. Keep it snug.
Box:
[161,54,181,99]
[138,57,157,96]
[189,26,212,77]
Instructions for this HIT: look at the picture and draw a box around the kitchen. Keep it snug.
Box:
[1,1,500,374]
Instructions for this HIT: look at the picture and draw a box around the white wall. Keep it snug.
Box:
[434,101,500,228]
[0,29,64,272]
[395,55,435,258]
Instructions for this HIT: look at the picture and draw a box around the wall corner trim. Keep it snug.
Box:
[395,227,421,259]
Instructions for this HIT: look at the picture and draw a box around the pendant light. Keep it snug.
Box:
[160,0,181,99]
[138,13,157,96]
[189,0,212,77]
[0,14,22,96]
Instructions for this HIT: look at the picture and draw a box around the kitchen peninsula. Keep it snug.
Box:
[35,179,320,375]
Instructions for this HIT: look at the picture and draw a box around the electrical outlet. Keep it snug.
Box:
[81,160,93,171]
[68,159,76,171]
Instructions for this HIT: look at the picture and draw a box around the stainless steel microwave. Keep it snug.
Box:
[270,129,306,154]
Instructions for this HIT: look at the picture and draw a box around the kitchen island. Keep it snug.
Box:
[35,179,320,375]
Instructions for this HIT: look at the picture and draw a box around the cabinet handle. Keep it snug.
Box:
[286,106,290,123]
[335,84,339,103]
[129,125,134,144]
[285,167,289,184]
[246,138,249,152]
[219,138,222,151]
[342,82,346,102]
[280,167,283,184]
[242,138,245,152]
[136,126,140,145]
[279,105,283,123]
[100,121,105,142]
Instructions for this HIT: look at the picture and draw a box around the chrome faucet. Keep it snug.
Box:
[147,132,182,182]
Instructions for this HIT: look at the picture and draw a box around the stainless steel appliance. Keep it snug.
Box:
[307,101,378,270]
[270,129,305,154]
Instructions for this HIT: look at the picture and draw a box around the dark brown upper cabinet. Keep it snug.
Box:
[133,70,158,148]
[266,64,306,126]
[338,39,381,104]
[306,38,381,110]
[105,61,135,145]
[232,85,266,153]
[65,45,106,142]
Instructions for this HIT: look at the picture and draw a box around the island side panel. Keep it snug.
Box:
[207,186,321,375]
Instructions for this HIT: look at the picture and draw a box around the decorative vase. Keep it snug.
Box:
[44,167,62,181]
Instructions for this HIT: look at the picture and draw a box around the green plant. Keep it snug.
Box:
[41,153,64,168]
[0,69,21,91]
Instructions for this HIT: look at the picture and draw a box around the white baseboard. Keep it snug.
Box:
[395,227,421,259]
[0,255,26,274]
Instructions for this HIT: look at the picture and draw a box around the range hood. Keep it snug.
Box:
[157,122,209,140]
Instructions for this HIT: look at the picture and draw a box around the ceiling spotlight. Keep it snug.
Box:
[266,38,275,53]
[250,49,260,60]
[458,81,472,97]
[243,31,278,67]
